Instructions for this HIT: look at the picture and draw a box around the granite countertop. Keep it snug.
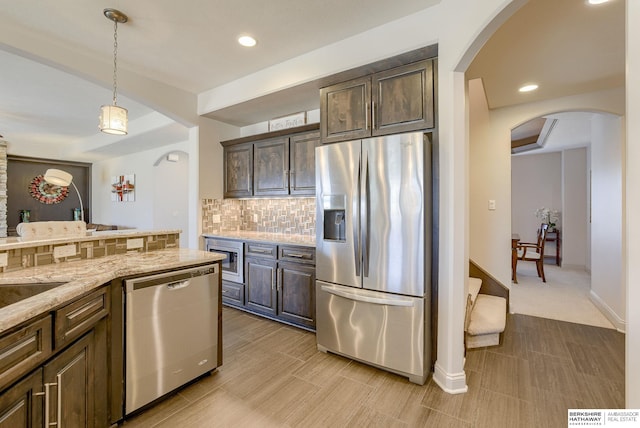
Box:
[203,231,315,247]
[0,228,182,251]
[0,248,224,334]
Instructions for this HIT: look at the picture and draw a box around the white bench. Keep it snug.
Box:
[465,277,507,349]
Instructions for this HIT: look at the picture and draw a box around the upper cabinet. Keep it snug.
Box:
[320,59,435,144]
[222,124,319,198]
[223,142,253,198]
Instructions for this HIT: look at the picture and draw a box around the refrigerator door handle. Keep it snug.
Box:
[321,285,415,307]
[362,152,370,277]
[353,155,361,276]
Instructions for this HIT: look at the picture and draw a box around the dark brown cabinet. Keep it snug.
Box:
[0,286,109,428]
[224,142,253,198]
[320,59,434,144]
[221,125,319,198]
[253,137,289,196]
[277,261,315,329]
[232,241,316,330]
[289,131,319,196]
[0,369,43,428]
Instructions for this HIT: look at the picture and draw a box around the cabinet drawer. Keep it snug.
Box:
[0,315,52,391]
[279,245,315,264]
[55,286,109,349]
[222,281,244,306]
[246,242,278,259]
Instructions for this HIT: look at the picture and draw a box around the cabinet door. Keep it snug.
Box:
[0,369,43,428]
[44,330,103,428]
[245,257,277,316]
[289,131,319,196]
[320,76,371,144]
[372,59,434,136]
[224,142,253,198]
[277,261,315,329]
[253,137,289,196]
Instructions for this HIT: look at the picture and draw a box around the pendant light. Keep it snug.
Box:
[99,8,129,135]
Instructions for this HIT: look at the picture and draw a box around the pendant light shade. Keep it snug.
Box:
[100,8,128,135]
[99,104,128,135]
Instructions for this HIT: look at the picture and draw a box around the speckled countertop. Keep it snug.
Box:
[0,228,181,251]
[0,248,224,334]
[203,231,315,247]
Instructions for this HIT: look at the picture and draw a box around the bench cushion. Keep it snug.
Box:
[467,294,507,336]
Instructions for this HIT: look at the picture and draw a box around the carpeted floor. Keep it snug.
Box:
[509,262,615,329]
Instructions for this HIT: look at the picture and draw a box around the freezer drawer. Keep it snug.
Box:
[316,281,428,384]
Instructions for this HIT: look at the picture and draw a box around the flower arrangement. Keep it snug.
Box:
[535,207,560,229]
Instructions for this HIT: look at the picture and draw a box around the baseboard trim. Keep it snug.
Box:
[432,362,468,394]
[589,290,626,333]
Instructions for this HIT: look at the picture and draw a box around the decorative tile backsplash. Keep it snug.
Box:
[202,198,315,236]
[0,233,179,272]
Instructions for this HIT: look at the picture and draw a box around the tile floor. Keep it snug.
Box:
[122,307,624,428]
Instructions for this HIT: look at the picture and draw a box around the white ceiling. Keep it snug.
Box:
[0,0,625,161]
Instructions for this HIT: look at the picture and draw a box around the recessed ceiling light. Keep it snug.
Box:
[587,0,610,4]
[238,35,257,47]
[519,84,539,93]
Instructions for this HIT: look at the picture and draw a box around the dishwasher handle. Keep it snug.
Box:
[167,280,190,290]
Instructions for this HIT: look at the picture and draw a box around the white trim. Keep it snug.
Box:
[432,362,468,394]
[590,289,626,332]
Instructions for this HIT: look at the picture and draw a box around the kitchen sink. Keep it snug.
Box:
[0,282,66,309]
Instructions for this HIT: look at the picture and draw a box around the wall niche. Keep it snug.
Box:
[6,156,91,236]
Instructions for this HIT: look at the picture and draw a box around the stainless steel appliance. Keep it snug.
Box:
[205,238,244,283]
[125,264,219,414]
[315,131,431,384]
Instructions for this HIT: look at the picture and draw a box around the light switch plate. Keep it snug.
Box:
[53,244,76,259]
[212,214,221,223]
[488,199,496,210]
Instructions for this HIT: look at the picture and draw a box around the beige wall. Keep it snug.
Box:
[562,148,589,268]
[511,152,562,244]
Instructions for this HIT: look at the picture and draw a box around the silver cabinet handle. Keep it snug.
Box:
[251,248,270,254]
[56,374,62,428]
[365,103,369,130]
[40,381,58,427]
[284,253,306,258]
[372,101,377,130]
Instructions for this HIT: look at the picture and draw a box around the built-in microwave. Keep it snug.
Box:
[205,238,244,284]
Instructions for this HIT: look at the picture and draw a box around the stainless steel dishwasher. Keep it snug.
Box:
[125,264,219,414]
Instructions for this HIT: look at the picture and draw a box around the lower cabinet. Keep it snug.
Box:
[226,241,316,330]
[0,286,109,428]
[277,261,315,329]
[0,369,43,428]
[246,257,278,316]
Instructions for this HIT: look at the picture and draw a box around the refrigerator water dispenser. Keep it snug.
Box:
[322,194,346,241]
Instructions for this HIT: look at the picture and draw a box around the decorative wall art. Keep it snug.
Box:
[111,174,135,202]
[29,174,69,204]
[268,112,306,131]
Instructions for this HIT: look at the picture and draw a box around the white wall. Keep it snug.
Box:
[92,139,193,240]
[153,151,190,248]
[511,152,562,243]
[562,148,588,267]
[626,0,640,407]
[590,114,625,330]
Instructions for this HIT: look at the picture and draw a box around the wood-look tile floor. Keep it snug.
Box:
[122,307,624,428]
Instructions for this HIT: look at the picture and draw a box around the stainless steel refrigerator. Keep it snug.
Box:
[315,131,431,385]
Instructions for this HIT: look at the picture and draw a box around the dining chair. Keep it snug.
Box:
[517,223,549,282]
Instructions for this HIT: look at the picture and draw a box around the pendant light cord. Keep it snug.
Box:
[112,20,119,106]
